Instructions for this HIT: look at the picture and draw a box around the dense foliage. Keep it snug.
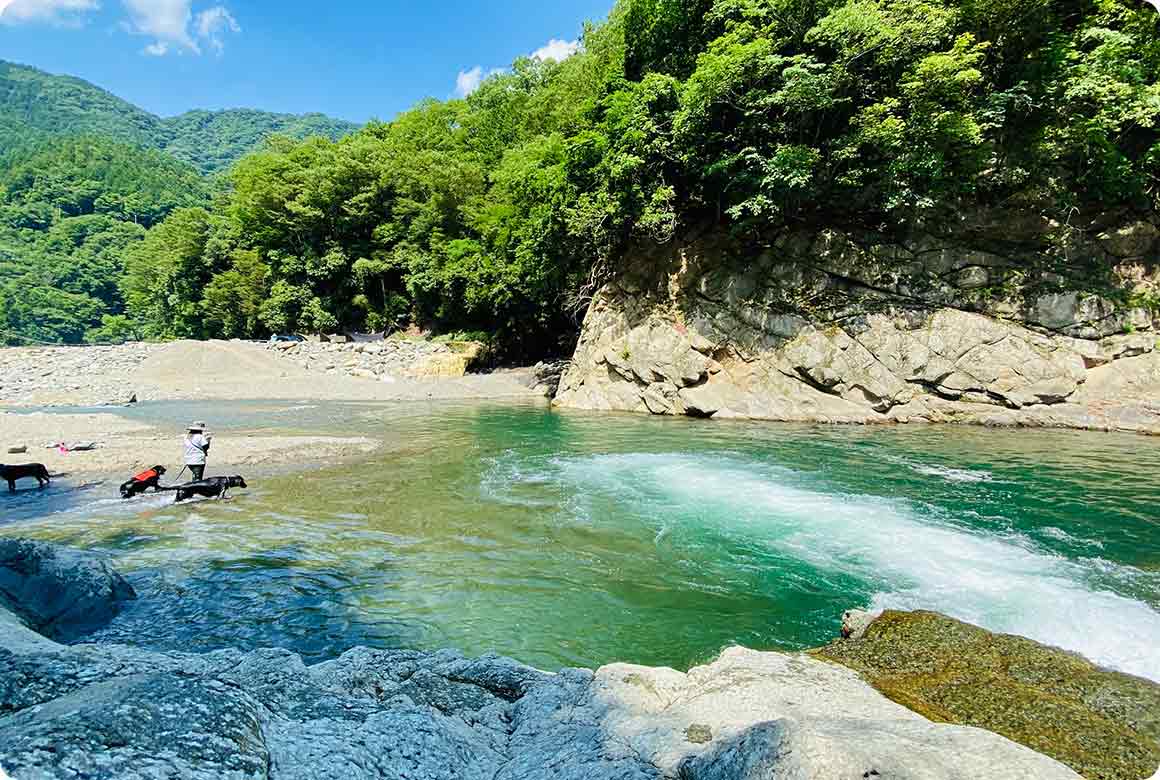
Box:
[0,137,209,344]
[161,109,360,175]
[0,60,164,153]
[4,0,1158,354]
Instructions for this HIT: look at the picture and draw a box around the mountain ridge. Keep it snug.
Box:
[0,59,360,174]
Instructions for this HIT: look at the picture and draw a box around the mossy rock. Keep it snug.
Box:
[813,611,1160,780]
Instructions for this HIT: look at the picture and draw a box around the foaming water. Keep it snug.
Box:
[525,452,1160,680]
[5,402,1160,675]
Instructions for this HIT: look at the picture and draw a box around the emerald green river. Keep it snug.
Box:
[4,400,1159,679]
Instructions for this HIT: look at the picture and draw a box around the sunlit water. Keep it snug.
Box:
[3,400,1159,678]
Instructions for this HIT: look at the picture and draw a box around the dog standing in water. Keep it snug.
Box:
[172,476,247,503]
[0,464,51,493]
[120,466,168,499]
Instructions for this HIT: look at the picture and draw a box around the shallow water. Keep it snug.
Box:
[4,401,1159,678]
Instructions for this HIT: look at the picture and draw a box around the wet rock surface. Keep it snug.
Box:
[556,222,1160,434]
[0,541,1095,780]
[815,610,1160,780]
[0,538,135,643]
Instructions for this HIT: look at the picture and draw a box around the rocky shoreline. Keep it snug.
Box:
[2,539,1157,780]
[0,410,381,480]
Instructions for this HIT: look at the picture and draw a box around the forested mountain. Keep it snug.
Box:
[3,0,1157,354]
[0,60,358,346]
[0,136,210,344]
[0,60,164,153]
[160,110,359,176]
[0,60,358,174]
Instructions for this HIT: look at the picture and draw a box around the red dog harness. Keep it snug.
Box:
[132,468,160,483]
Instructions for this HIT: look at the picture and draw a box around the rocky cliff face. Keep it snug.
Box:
[0,540,1094,780]
[556,212,1160,433]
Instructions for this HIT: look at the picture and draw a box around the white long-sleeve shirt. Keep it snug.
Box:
[183,433,211,466]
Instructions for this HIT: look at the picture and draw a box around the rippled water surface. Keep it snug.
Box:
[4,400,1159,678]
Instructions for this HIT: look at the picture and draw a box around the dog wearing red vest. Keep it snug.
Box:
[120,466,168,499]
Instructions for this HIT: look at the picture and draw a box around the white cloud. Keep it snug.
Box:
[121,0,238,55]
[0,0,98,25]
[122,0,196,51]
[454,65,504,98]
[455,66,484,97]
[195,5,238,52]
[531,38,579,63]
[453,36,579,97]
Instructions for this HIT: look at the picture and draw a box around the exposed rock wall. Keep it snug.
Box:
[556,215,1160,432]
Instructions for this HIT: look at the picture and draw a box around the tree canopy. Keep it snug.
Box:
[0,137,209,344]
[4,0,1158,354]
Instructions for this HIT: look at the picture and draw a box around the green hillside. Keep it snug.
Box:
[0,60,357,345]
[162,109,359,175]
[0,135,210,344]
[3,0,1157,351]
[0,60,165,150]
[0,60,359,174]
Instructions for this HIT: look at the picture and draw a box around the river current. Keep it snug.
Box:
[4,400,1159,679]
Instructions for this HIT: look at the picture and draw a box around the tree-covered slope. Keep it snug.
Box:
[4,0,1157,353]
[0,60,359,174]
[0,60,166,152]
[0,136,210,344]
[117,0,1158,357]
[161,109,360,175]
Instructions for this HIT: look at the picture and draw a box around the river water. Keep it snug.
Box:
[3,400,1159,679]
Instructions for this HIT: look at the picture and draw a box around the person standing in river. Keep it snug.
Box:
[183,422,213,481]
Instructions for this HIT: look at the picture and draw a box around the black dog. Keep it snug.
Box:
[120,466,168,499]
[172,476,247,503]
[0,463,51,493]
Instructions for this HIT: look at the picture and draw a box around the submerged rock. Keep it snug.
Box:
[0,538,135,643]
[815,610,1160,780]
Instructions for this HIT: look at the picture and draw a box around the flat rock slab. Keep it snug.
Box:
[815,610,1160,780]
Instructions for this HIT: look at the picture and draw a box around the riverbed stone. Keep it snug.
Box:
[0,538,135,643]
[815,610,1160,780]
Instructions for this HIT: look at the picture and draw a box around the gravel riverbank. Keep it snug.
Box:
[0,340,542,408]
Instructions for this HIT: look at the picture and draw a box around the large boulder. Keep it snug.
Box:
[507,646,1080,780]
[0,539,135,643]
[815,610,1160,780]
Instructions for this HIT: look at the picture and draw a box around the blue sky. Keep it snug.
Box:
[0,0,614,122]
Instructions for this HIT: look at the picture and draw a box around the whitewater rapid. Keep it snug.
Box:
[527,452,1160,682]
